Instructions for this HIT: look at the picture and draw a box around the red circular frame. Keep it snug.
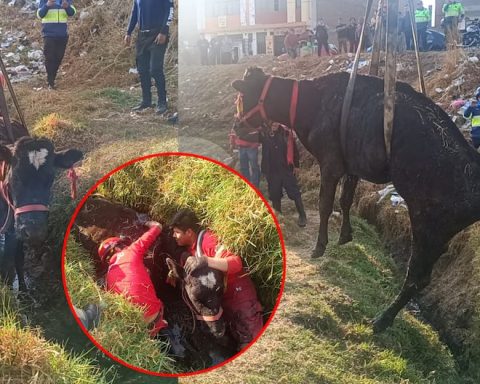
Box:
[61,152,287,378]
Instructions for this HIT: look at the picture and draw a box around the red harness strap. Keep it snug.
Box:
[196,306,224,322]
[237,77,299,166]
[0,161,50,233]
[67,167,78,200]
[14,205,49,215]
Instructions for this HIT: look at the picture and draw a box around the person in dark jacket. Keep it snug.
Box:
[37,0,77,90]
[401,5,414,50]
[125,0,174,115]
[347,17,358,53]
[198,34,209,65]
[261,122,307,227]
[315,19,330,56]
[336,18,348,54]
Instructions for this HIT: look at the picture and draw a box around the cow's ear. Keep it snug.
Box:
[0,145,12,164]
[232,79,247,94]
[54,149,83,169]
[166,258,185,280]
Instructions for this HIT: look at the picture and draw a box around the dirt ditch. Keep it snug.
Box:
[355,182,480,371]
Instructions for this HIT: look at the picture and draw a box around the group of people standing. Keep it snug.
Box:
[197,34,235,65]
[36,0,173,114]
[284,0,465,58]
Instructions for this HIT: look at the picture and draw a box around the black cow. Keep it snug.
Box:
[0,119,83,290]
[166,257,227,338]
[232,67,480,332]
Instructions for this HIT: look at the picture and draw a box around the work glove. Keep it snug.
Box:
[184,256,208,275]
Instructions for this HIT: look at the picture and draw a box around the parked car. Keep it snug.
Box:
[426,29,446,51]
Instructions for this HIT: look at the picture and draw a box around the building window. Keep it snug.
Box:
[296,0,301,7]
[274,0,279,11]
[208,0,240,17]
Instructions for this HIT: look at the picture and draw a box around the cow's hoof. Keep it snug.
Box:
[297,215,307,228]
[371,315,393,334]
[338,233,353,245]
[311,246,326,259]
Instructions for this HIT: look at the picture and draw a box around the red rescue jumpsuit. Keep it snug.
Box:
[189,230,263,347]
[106,226,167,336]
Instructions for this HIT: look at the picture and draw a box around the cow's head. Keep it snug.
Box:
[232,67,270,130]
[166,257,226,338]
[0,137,83,244]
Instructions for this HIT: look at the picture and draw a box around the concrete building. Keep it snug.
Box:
[195,0,479,60]
[198,0,320,58]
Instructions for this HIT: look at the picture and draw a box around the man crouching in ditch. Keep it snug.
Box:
[98,221,169,336]
[171,208,264,350]
[96,221,185,356]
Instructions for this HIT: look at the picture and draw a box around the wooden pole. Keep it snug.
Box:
[369,0,385,76]
[340,0,375,154]
[0,54,28,133]
[384,0,399,159]
[0,85,15,144]
[408,0,426,94]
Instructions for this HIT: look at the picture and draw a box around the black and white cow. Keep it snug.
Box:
[0,124,83,290]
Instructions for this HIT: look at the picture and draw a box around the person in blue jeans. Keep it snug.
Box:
[230,121,261,188]
[125,0,174,115]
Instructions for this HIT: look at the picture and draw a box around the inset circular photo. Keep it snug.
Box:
[62,153,285,376]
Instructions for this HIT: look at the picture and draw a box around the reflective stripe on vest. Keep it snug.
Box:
[38,6,76,23]
[472,115,480,127]
[415,9,430,23]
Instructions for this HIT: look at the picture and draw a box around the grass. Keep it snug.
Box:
[0,286,110,384]
[97,155,283,312]
[65,238,174,373]
[65,155,282,374]
[95,88,139,109]
[181,217,469,384]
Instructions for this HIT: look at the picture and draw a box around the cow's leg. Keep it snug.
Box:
[311,169,343,258]
[1,231,17,286]
[338,175,358,245]
[15,241,26,292]
[372,225,444,333]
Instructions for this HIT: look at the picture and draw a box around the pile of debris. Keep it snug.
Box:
[0,27,44,82]
[2,0,36,14]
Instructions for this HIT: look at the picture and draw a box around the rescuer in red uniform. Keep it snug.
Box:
[170,208,264,350]
[98,220,168,337]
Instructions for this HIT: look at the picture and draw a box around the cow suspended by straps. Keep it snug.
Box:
[232,67,480,333]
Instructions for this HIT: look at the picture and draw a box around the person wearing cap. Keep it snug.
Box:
[124,0,174,115]
[170,208,263,350]
[98,220,168,337]
[415,1,431,51]
[37,0,77,90]
[463,90,480,150]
